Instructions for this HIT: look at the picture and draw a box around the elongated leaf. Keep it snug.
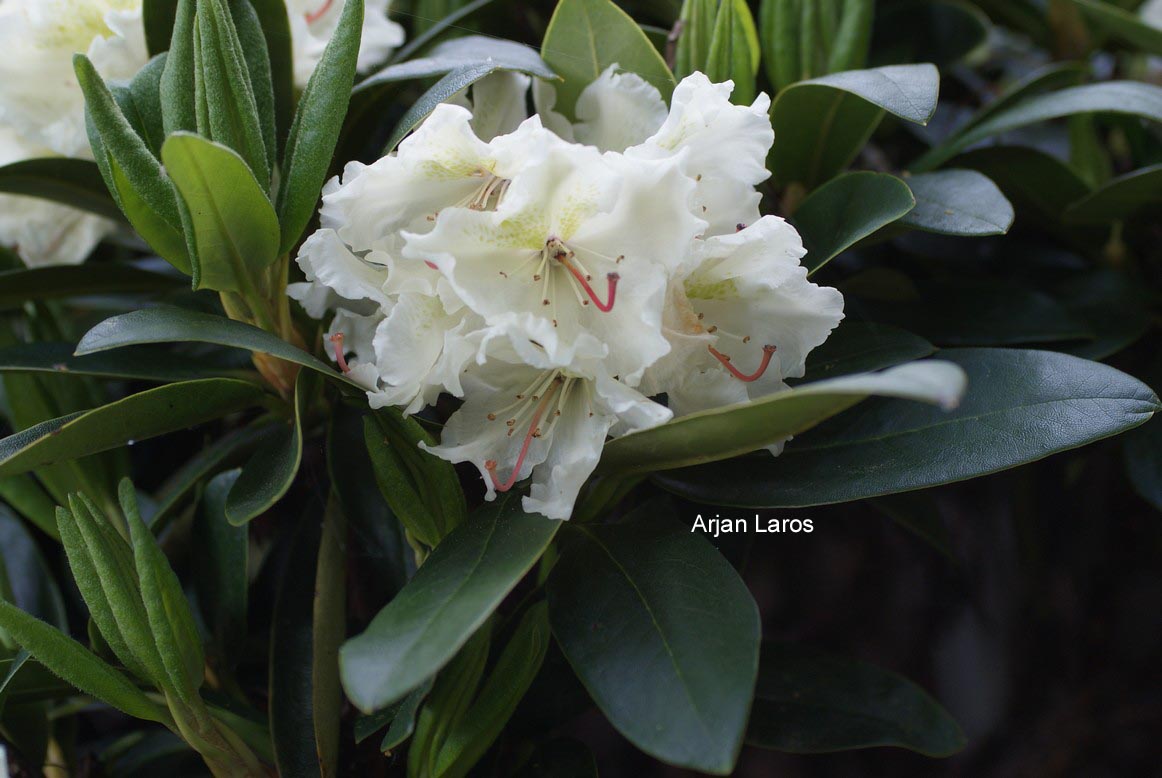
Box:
[358,35,555,91]
[772,64,939,187]
[161,133,279,293]
[0,159,122,221]
[656,349,1160,507]
[0,601,168,724]
[75,54,189,273]
[0,476,58,540]
[705,0,760,105]
[541,0,676,120]
[1068,0,1162,56]
[794,322,934,385]
[1125,416,1162,512]
[747,642,965,756]
[224,369,312,525]
[0,509,66,627]
[277,0,363,255]
[389,0,497,65]
[381,63,501,153]
[872,0,989,68]
[548,510,759,775]
[1054,269,1150,360]
[792,172,916,273]
[123,480,204,700]
[0,264,182,308]
[340,497,559,713]
[676,0,717,79]
[194,469,249,664]
[118,54,169,156]
[245,0,294,149]
[160,0,196,135]
[0,379,268,478]
[0,342,249,383]
[829,0,874,72]
[226,0,278,171]
[600,361,966,477]
[76,306,361,391]
[313,497,347,778]
[952,146,1092,228]
[151,425,266,533]
[380,681,433,753]
[901,170,1014,236]
[914,81,1162,171]
[1062,164,1162,224]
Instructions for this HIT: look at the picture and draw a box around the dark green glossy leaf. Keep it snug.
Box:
[959,62,1087,134]
[747,642,965,756]
[161,133,279,293]
[382,63,504,153]
[0,264,182,309]
[388,0,497,65]
[76,306,360,391]
[872,0,989,68]
[600,361,965,476]
[792,321,935,385]
[380,680,433,753]
[0,158,122,222]
[772,64,939,188]
[1062,164,1162,224]
[541,0,675,120]
[0,342,250,383]
[855,279,1094,346]
[1054,269,1150,360]
[548,510,759,775]
[901,170,1014,236]
[277,0,363,255]
[0,379,269,478]
[340,496,559,713]
[952,146,1092,229]
[915,81,1162,171]
[656,349,1161,507]
[1125,416,1162,512]
[792,172,916,273]
[224,369,312,525]
[194,470,248,664]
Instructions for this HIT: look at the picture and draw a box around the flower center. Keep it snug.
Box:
[484,371,578,491]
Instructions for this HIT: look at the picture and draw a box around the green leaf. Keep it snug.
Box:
[1054,269,1151,360]
[759,0,803,91]
[0,158,122,222]
[541,0,676,120]
[161,133,279,293]
[0,342,250,384]
[0,476,59,540]
[914,81,1162,171]
[1125,416,1162,512]
[1068,0,1162,56]
[118,54,169,156]
[363,409,466,548]
[227,0,279,171]
[76,306,362,391]
[675,0,717,79]
[791,172,916,274]
[705,0,760,105]
[1062,164,1162,224]
[358,36,556,92]
[901,170,1014,236]
[828,0,874,73]
[160,0,197,136]
[380,681,433,752]
[0,600,169,724]
[599,360,966,477]
[123,480,205,700]
[340,497,559,713]
[793,321,935,385]
[193,469,249,664]
[381,63,503,153]
[547,509,759,775]
[244,0,294,151]
[74,54,189,273]
[959,63,1088,135]
[224,369,313,525]
[656,349,1161,507]
[276,0,363,255]
[772,64,939,188]
[0,379,269,478]
[0,508,67,627]
[855,279,1094,346]
[747,642,965,756]
[0,264,183,309]
[388,0,497,65]
[193,0,270,181]
[951,146,1092,229]
[313,497,347,778]
[432,602,552,776]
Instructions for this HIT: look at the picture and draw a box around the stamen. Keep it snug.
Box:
[485,377,564,492]
[424,260,438,270]
[561,260,619,312]
[305,0,334,24]
[708,344,776,382]
[329,333,351,375]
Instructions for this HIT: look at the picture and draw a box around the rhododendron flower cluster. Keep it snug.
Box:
[292,69,845,519]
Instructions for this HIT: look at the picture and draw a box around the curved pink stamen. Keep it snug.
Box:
[709,344,776,382]
[329,333,351,374]
[485,380,562,491]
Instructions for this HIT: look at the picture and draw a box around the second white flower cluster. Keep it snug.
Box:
[292,68,845,519]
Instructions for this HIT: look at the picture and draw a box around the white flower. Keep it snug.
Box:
[641,217,845,417]
[403,134,705,385]
[287,0,404,88]
[423,347,671,520]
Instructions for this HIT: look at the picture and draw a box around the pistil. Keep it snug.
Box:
[708,344,776,382]
[485,376,565,492]
[329,333,351,374]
